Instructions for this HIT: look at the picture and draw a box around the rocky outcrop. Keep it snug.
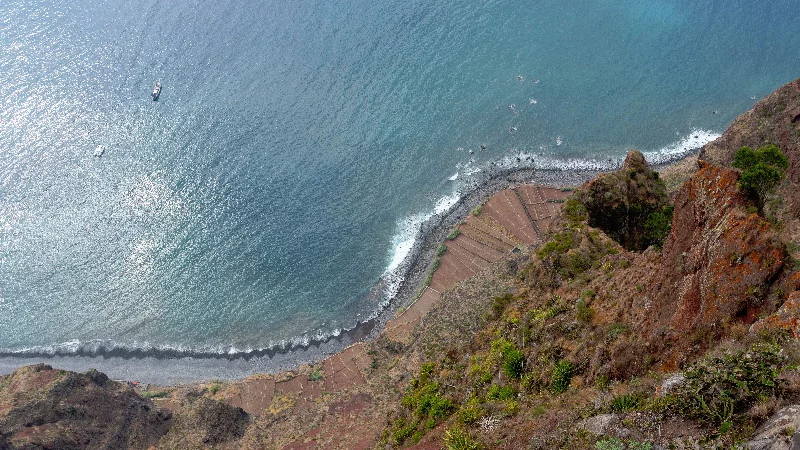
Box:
[0,364,171,449]
[576,150,670,251]
[158,393,248,449]
[751,291,800,337]
[744,404,800,450]
[645,162,785,361]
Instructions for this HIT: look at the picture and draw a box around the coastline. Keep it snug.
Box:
[0,150,702,385]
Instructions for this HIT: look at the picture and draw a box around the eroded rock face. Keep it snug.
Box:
[158,392,248,448]
[0,364,171,449]
[576,150,670,251]
[751,291,800,337]
[646,162,785,358]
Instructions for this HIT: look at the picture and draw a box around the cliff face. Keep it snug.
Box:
[644,161,785,365]
[0,364,171,449]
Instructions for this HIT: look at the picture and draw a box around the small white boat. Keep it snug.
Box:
[151,82,161,100]
[94,145,105,157]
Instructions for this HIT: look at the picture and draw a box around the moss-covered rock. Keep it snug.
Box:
[575,150,670,251]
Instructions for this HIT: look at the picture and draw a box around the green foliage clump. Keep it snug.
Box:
[576,299,594,323]
[395,363,455,444]
[308,367,323,381]
[564,197,588,224]
[436,244,448,257]
[595,438,624,450]
[607,322,629,340]
[140,390,169,399]
[471,205,483,216]
[456,400,484,425]
[610,393,643,412]
[488,294,513,320]
[486,384,517,401]
[732,144,789,212]
[642,205,674,249]
[669,342,788,425]
[596,438,652,450]
[551,360,574,394]
[489,338,526,379]
[537,231,574,259]
[502,348,525,379]
[447,228,461,240]
[444,426,483,450]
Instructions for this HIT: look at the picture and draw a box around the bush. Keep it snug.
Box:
[436,244,448,257]
[643,205,674,249]
[140,390,169,399]
[732,144,788,212]
[595,438,624,450]
[444,426,483,450]
[502,348,525,379]
[471,205,483,216]
[576,299,594,323]
[308,367,323,381]
[564,197,588,224]
[489,294,513,320]
[610,393,643,412]
[669,342,788,425]
[537,231,573,259]
[486,384,516,401]
[457,404,483,425]
[551,360,574,394]
[447,228,461,240]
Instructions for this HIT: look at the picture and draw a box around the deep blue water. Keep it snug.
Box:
[1,0,799,373]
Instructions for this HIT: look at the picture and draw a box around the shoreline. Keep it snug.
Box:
[0,150,702,385]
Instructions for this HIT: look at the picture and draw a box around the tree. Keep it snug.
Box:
[731,144,788,212]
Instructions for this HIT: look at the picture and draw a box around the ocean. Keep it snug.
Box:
[1,0,799,383]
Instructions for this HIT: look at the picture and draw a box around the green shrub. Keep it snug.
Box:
[610,393,643,412]
[643,205,674,249]
[486,384,517,401]
[595,438,624,450]
[502,348,525,379]
[140,390,169,399]
[537,231,573,259]
[564,198,588,224]
[576,299,594,323]
[607,322,629,340]
[551,360,574,394]
[308,367,323,381]
[447,228,461,240]
[471,205,483,216]
[457,405,483,425]
[732,144,788,212]
[489,294,513,320]
[444,426,483,450]
[396,363,455,442]
[436,244,448,257]
[669,342,788,425]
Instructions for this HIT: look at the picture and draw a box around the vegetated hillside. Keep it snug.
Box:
[372,78,800,450]
[2,78,800,450]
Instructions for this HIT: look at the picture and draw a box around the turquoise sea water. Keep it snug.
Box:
[1,0,799,379]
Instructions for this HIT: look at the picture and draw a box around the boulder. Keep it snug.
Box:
[743,404,800,450]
